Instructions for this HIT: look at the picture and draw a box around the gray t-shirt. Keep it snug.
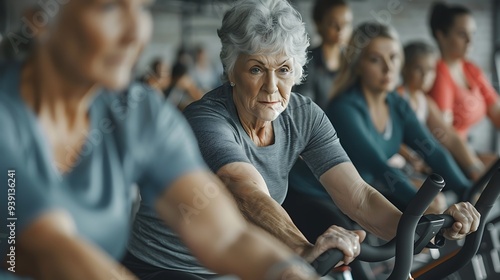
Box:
[0,61,206,278]
[185,83,350,203]
[127,83,349,274]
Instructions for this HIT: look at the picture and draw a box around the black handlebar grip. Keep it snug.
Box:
[388,174,445,280]
[358,240,396,262]
[310,249,344,276]
[311,239,400,277]
[439,214,456,228]
[311,174,446,277]
[405,174,445,216]
[418,169,500,280]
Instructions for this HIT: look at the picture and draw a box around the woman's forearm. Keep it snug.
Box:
[199,222,318,280]
[29,236,137,280]
[431,124,482,178]
[443,133,483,178]
[229,185,314,255]
[214,163,313,256]
[351,183,401,241]
[426,97,484,179]
[320,164,401,241]
[15,212,136,280]
[156,170,318,279]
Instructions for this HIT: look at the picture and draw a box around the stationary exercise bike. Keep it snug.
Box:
[311,169,500,280]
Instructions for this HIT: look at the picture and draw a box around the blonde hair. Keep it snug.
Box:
[331,22,401,99]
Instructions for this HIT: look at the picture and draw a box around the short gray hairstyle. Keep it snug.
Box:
[217,0,310,85]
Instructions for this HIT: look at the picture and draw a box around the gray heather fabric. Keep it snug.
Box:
[184,83,350,203]
[127,83,350,275]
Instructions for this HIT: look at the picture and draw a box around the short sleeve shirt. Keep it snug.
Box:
[429,59,498,138]
[0,61,206,265]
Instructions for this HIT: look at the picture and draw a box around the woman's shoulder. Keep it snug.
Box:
[387,91,424,127]
[433,59,450,75]
[462,59,479,69]
[387,91,412,110]
[462,60,483,77]
[183,84,233,120]
[95,82,191,141]
[388,90,408,101]
[324,87,367,123]
[286,91,332,121]
[329,86,365,108]
[288,91,315,109]
[101,82,168,117]
[186,85,229,108]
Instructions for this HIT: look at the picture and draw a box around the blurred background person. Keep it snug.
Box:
[190,45,222,93]
[293,0,352,109]
[165,60,204,110]
[142,58,171,94]
[399,41,486,181]
[428,2,500,168]
[284,24,472,251]
[326,22,470,211]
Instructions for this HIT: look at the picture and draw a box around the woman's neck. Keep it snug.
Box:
[441,52,462,69]
[321,43,342,71]
[239,117,273,146]
[361,85,388,107]
[21,50,98,128]
[233,95,274,146]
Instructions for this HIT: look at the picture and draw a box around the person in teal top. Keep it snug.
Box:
[326,22,471,211]
[285,22,472,251]
[293,0,353,109]
[327,84,470,210]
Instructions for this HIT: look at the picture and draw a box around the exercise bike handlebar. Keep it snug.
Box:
[417,168,500,280]
[388,173,448,280]
[311,174,446,277]
[312,170,500,279]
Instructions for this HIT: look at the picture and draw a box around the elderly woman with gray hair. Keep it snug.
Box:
[125,0,480,279]
[0,1,323,280]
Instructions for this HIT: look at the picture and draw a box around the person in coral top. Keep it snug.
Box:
[428,2,500,140]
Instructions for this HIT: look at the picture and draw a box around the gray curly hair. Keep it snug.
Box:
[217,0,310,85]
